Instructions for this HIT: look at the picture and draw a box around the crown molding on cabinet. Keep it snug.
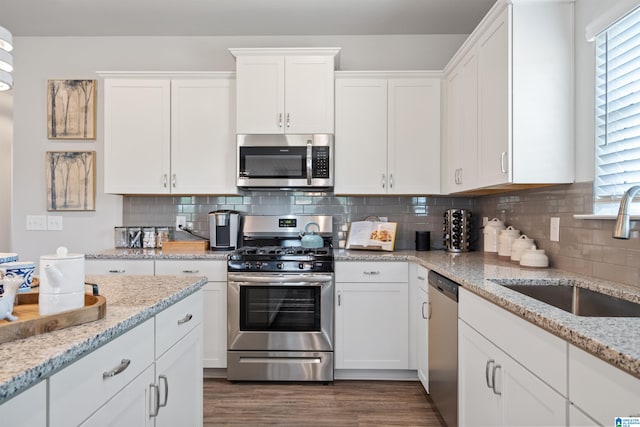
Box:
[335,70,443,79]
[228,47,341,68]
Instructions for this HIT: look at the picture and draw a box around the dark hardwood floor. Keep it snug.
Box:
[203,379,445,426]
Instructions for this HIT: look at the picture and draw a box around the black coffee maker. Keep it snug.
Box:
[208,210,240,250]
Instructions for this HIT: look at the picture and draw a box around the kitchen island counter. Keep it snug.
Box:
[336,249,640,380]
[0,274,206,403]
[86,248,231,260]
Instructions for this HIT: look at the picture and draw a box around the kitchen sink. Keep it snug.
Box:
[489,279,640,317]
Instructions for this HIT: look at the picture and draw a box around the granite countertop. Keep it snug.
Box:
[86,248,231,260]
[336,249,640,380]
[0,275,206,404]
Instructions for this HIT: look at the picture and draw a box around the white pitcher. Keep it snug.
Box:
[39,246,85,315]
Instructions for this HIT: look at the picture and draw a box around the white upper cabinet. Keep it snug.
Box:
[103,74,237,195]
[335,73,441,195]
[231,48,339,134]
[442,0,574,193]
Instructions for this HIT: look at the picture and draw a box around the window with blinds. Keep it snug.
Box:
[595,6,640,214]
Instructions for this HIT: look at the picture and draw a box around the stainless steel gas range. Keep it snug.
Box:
[226,214,334,382]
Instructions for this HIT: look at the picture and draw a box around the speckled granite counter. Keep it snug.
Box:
[0,275,206,404]
[86,248,230,260]
[336,249,640,380]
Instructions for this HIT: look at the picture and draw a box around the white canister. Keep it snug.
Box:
[497,226,520,258]
[39,247,85,315]
[510,235,535,262]
[483,218,506,253]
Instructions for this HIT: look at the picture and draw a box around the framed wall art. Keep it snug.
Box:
[47,79,97,140]
[46,151,96,211]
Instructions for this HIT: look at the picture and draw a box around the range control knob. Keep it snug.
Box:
[298,262,305,270]
[277,262,284,270]
[244,261,252,270]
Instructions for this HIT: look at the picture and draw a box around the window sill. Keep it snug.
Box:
[573,214,640,220]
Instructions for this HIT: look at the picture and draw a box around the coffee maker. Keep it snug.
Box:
[208,210,240,250]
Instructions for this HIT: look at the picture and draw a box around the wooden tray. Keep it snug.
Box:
[162,240,209,253]
[0,292,107,344]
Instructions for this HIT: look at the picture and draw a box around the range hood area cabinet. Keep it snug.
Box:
[334,73,441,195]
[102,74,237,195]
[442,0,574,194]
[230,48,340,134]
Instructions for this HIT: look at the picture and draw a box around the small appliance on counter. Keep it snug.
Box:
[443,209,472,252]
[208,210,240,250]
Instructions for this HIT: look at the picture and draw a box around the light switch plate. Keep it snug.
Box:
[26,215,47,230]
[47,215,63,231]
[550,217,560,242]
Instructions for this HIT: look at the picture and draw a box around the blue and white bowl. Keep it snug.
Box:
[1,261,36,292]
[0,253,18,264]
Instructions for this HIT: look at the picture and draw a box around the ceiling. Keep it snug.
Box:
[2,0,497,37]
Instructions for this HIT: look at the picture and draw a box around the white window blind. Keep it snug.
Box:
[595,5,640,214]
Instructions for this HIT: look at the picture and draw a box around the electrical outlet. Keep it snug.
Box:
[176,215,187,230]
[550,217,560,242]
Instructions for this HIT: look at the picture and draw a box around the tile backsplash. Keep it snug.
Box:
[123,191,474,251]
[123,181,640,289]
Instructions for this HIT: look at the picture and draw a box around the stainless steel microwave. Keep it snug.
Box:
[236,134,334,190]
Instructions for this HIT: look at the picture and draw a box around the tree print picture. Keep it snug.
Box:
[47,79,96,140]
[46,151,96,211]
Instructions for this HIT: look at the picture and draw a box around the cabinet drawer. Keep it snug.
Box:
[569,344,640,425]
[336,261,408,283]
[459,288,567,396]
[49,318,155,427]
[85,259,155,275]
[156,290,203,358]
[155,259,226,281]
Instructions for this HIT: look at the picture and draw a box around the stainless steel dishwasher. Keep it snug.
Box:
[428,270,459,427]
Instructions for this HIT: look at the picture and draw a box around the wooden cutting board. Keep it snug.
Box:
[0,292,107,344]
[161,240,209,253]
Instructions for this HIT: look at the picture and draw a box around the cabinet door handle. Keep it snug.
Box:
[421,301,428,319]
[491,364,502,395]
[278,113,283,128]
[182,269,199,274]
[427,301,432,320]
[158,374,169,408]
[163,174,168,188]
[108,269,125,274]
[500,152,507,174]
[389,173,393,189]
[382,173,386,189]
[286,113,291,128]
[485,359,495,389]
[149,383,160,417]
[337,291,341,306]
[363,271,380,276]
[103,358,131,378]
[178,313,193,324]
[172,173,176,188]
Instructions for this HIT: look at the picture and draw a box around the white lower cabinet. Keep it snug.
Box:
[0,381,47,427]
[85,259,155,275]
[154,259,227,368]
[458,287,567,426]
[49,290,203,426]
[459,321,566,426]
[81,365,155,427]
[568,344,640,426]
[410,263,429,392]
[335,262,409,371]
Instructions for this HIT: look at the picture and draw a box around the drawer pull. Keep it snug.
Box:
[103,358,131,378]
[417,276,426,281]
[491,364,502,395]
[363,271,380,275]
[178,313,193,324]
[150,383,160,417]
[182,269,199,274]
[159,374,169,408]
[108,269,125,274]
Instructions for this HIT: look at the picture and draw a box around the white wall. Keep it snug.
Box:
[0,92,11,250]
[10,34,467,263]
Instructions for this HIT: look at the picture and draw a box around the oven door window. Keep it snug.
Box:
[240,285,321,332]
[239,146,306,179]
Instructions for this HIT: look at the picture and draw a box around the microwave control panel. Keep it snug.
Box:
[312,147,330,178]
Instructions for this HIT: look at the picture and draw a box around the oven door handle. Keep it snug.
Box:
[228,273,333,283]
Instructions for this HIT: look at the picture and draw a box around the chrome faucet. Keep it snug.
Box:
[613,185,640,239]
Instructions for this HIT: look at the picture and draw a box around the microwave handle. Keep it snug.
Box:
[306,139,313,185]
